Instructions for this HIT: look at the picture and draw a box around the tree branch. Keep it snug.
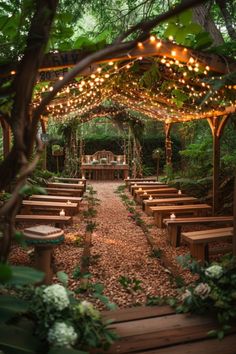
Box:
[114,0,208,43]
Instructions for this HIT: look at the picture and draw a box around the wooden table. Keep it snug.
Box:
[150,204,212,228]
[45,188,83,197]
[143,197,198,215]
[81,164,129,180]
[22,200,78,216]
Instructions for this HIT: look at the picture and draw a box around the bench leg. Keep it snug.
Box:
[168,225,179,247]
[190,244,209,263]
[155,213,164,228]
[176,226,182,247]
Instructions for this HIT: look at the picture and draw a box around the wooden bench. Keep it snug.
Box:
[15,214,72,228]
[101,305,236,353]
[21,200,78,216]
[46,182,85,193]
[182,227,233,262]
[133,185,170,196]
[29,195,83,207]
[130,183,167,194]
[163,216,234,247]
[143,197,198,215]
[45,187,83,197]
[54,177,86,190]
[151,204,212,228]
[125,178,157,186]
[140,193,187,207]
[134,188,178,202]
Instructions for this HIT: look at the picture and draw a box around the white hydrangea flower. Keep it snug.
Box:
[180,289,192,302]
[42,284,69,310]
[205,265,223,279]
[194,282,211,300]
[78,300,99,319]
[48,322,78,348]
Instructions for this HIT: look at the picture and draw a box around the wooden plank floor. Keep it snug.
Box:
[100,306,236,353]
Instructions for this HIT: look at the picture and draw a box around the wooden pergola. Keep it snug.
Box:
[1,36,236,254]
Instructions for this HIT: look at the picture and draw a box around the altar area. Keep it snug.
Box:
[81,150,129,180]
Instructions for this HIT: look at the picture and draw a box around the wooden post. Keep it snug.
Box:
[208,115,230,215]
[213,130,220,215]
[233,170,236,256]
[40,117,48,170]
[164,123,172,165]
[0,119,11,158]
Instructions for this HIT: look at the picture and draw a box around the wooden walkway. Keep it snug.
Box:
[101,306,236,353]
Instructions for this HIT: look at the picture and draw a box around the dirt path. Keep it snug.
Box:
[89,181,176,308]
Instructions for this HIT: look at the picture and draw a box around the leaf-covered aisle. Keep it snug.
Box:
[89,181,176,308]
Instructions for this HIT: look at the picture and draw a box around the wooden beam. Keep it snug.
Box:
[35,39,236,74]
[2,38,236,79]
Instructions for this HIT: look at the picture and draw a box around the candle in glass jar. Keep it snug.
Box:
[60,209,65,216]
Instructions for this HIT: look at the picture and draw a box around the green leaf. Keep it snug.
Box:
[217,330,225,340]
[0,296,29,322]
[93,283,104,294]
[19,184,47,197]
[7,266,44,286]
[164,23,178,39]
[0,324,42,354]
[57,271,68,286]
[73,36,93,49]
[14,231,27,248]
[179,10,192,25]
[194,32,213,49]
[185,22,203,35]
[0,263,12,283]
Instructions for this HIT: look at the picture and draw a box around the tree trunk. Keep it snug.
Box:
[192,2,225,45]
[215,0,236,40]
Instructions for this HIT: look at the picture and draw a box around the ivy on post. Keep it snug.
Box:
[207,114,230,215]
[164,122,172,166]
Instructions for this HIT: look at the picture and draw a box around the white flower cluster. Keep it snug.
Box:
[48,322,78,348]
[205,265,223,279]
[180,289,192,302]
[42,284,70,310]
[194,282,211,300]
[78,300,99,319]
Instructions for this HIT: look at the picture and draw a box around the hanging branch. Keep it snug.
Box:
[31,0,208,130]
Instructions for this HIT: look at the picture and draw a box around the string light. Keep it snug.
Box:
[32,35,234,125]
